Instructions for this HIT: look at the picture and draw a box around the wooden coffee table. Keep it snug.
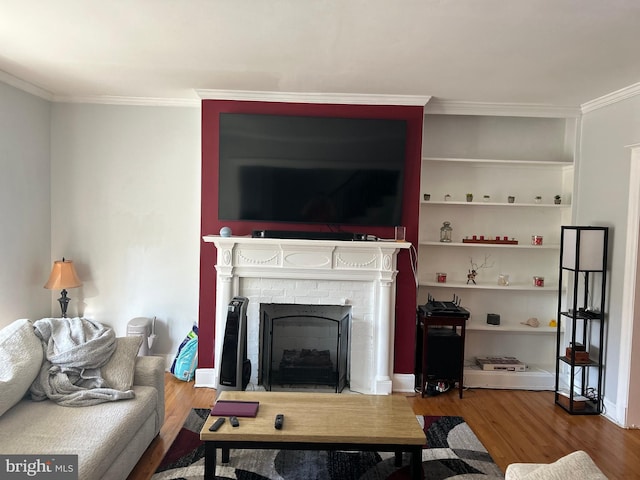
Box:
[200,391,426,479]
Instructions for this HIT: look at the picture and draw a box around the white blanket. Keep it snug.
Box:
[29,317,135,406]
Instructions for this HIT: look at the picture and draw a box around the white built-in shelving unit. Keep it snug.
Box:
[418,106,579,390]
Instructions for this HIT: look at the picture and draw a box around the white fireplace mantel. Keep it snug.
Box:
[199,235,411,394]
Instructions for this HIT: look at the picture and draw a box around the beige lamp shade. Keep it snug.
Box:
[561,227,607,271]
[44,259,82,290]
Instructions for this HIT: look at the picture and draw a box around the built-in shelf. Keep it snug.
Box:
[464,364,556,390]
[421,201,571,208]
[419,281,558,291]
[422,156,573,167]
[419,241,560,250]
[418,111,576,391]
[467,323,559,334]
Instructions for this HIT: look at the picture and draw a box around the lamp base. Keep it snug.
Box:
[57,289,70,318]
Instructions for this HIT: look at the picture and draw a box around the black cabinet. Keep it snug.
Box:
[555,226,608,414]
[416,312,466,398]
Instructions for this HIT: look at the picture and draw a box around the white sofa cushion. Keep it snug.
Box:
[102,336,142,391]
[0,385,158,480]
[0,319,43,417]
[506,450,607,480]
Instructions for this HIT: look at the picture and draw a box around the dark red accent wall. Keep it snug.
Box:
[199,99,423,376]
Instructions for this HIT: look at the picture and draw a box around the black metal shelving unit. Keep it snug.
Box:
[555,226,608,414]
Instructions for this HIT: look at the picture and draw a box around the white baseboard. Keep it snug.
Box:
[194,367,217,388]
[603,397,626,427]
[194,368,415,394]
[392,373,416,393]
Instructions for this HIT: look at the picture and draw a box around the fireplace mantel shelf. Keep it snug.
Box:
[203,235,410,279]
[202,235,411,395]
[203,235,411,247]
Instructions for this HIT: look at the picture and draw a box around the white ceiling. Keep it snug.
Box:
[1,0,640,107]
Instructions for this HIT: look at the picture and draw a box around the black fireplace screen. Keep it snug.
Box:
[259,304,350,393]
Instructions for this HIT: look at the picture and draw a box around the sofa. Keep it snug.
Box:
[506,450,607,479]
[0,318,165,480]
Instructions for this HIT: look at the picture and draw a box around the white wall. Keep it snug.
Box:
[578,94,640,424]
[50,103,201,360]
[0,82,51,324]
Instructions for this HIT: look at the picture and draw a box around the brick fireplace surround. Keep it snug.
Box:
[197,236,412,394]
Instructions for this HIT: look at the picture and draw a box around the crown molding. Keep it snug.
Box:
[0,70,53,101]
[0,70,199,106]
[196,89,432,106]
[581,82,640,114]
[53,95,200,107]
[425,99,580,118]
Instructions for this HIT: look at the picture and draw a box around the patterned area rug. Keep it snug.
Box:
[151,408,504,480]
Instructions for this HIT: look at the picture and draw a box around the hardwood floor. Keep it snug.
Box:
[128,374,640,479]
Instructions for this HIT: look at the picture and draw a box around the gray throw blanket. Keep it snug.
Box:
[29,317,135,406]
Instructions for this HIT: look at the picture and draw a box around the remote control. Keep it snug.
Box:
[274,413,284,430]
[208,417,225,432]
[229,416,240,427]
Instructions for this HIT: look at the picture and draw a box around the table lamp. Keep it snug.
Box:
[44,257,82,318]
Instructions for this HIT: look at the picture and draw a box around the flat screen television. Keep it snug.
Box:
[218,113,407,227]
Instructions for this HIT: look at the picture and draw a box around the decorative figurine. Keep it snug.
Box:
[467,255,494,284]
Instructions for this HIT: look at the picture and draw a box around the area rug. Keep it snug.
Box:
[151,408,504,480]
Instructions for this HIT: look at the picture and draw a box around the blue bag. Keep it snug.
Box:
[171,324,198,381]
[173,336,198,381]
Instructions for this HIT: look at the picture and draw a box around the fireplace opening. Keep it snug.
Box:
[259,304,350,392]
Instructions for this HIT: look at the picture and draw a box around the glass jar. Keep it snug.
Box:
[440,221,453,243]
